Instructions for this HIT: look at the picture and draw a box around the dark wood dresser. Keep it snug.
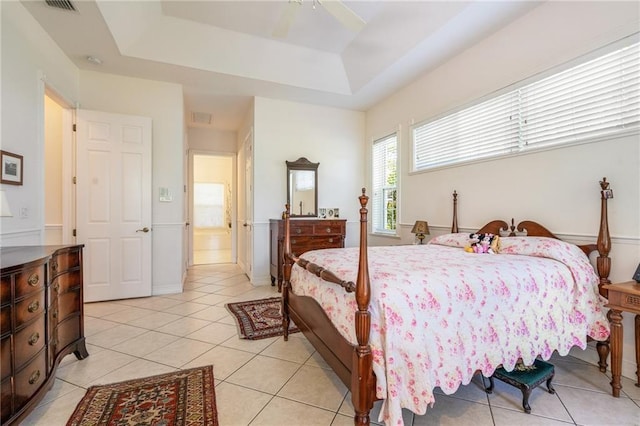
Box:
[270,218,346,290]
[1,245,88,425]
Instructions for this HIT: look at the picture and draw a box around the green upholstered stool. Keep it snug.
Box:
[484,359,555,414]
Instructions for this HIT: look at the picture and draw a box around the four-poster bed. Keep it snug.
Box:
[281,179,613,425]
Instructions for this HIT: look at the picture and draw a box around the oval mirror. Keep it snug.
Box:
[286,157,319,217]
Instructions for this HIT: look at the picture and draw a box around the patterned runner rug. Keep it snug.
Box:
[66,366,217,426]
[225,297,299,340]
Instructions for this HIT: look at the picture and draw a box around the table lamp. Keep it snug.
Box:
[411,220,430,244]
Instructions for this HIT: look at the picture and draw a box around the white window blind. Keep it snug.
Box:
[413,40,639,172]
[372,133,398,234]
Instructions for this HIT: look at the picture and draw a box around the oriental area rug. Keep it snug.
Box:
[66,366,218,426]
[225,297,299,340]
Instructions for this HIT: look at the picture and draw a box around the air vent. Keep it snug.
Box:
[191,112,213,125]
[45,0,76,12]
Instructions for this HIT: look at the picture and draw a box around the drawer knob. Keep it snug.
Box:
[28,332,40,346]
[53,282,60,293]
[329,238,333,243]
[51,261,59,272]
[52,309,58,319]
[29,370,41,385]
[291,240,296,245]
[28,274,40,286]
[326,228,331,233]
[296,228,302,234]
[27,300,40,313]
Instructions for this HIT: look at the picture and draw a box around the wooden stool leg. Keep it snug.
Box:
[522,387,532,414]
[484,376,495,394]
[546,373,556,394]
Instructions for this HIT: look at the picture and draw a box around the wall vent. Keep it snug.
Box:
[191,112,213,125]
[45,0,77,12]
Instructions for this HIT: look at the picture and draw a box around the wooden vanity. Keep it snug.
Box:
[1,245,87,425]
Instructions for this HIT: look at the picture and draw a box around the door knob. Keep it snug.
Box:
[136,227,150,233]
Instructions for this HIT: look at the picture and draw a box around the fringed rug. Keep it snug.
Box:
[66,366,218,426]
[225,297,299,340]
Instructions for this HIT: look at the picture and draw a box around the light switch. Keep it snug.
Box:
[159,187,172,202]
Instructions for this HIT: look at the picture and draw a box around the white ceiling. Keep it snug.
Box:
[21,0,542,131]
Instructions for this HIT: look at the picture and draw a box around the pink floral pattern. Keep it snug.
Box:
[289,236,609,426]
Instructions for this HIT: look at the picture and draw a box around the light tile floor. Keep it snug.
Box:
[22,264,640,425]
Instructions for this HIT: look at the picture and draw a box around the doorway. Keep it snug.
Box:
[191,154,234,265]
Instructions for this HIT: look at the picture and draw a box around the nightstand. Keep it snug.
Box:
[602,280,640,397]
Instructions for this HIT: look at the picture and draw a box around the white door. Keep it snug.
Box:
[243,131,253,279]
[76,109,152,302]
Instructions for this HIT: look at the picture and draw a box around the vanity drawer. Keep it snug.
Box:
[14,349,47,410]
[0,305,11,336]
[15,265,46,300]
[290,224,314,236]
[14,315,45,366]
[50,250,81,277]
[313,222,345,235]
[50,270,82,296]
[1,376,12,424]
[54,316,81,353]
[1,335,11,380]
[292,236,343,255]
[15,290,45,329]
[56,290,81,324]
[0,276,10,304]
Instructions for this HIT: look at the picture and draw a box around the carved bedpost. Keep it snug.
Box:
[451,190,459,233]
[352,189,373,426]
[597,177,612,294]
[281,204,292,342]
[596,178,612,373]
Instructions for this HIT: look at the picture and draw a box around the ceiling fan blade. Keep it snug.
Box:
[320,0,366,33]
[272,1,301,38]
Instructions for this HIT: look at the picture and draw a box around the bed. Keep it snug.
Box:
[280,179,613,426]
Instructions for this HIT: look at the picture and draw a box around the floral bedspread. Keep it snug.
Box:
[289,235,609,426]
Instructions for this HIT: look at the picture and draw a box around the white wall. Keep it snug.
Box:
[188,127,237,152]
[366,1,640,379]
[78,71,185,295]
[0,1,79,246]
[252,97,366,284]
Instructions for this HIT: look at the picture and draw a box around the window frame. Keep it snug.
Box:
[371,131,400,237]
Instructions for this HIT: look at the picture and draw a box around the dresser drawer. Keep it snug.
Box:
[290,224,314,236]
[1,376,11,424]
[15,290,45,329]
[14,315,45,366]
[0,276,10,304]
[15,265,45,300]
[1,335,11,380]
[54,289,81,324]
[292,236,343,255]
[54,316,81,353]
[50,270,82,296]
[50,250,81,277]
[0,305,11,336]
[313,223,345,235]
[14,349,46,411]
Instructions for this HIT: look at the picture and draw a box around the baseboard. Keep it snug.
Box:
[152,284,183,296]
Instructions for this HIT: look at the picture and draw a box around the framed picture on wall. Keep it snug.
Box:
[1,150,23,185]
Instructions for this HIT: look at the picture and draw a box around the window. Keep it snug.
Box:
[372,133,398,234]
[413,39,639,172]
[193,182,225,228]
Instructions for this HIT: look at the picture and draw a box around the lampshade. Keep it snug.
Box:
[411,220,430,235]
[0,190,13,217]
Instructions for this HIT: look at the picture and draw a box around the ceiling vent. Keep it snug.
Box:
[191,112,213,125]
[45,0,77,12]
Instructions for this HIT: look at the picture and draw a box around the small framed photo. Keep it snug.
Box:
[318,208,327,219]
[602,189,614,199]
[1,151,23,185]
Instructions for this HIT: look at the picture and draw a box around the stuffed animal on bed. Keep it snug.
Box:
[464,233,501,254]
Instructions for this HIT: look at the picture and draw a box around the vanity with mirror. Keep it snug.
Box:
[286,157,318,217]
[269,157,346,290]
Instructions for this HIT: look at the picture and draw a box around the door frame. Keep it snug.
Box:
[188,149,237,266]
